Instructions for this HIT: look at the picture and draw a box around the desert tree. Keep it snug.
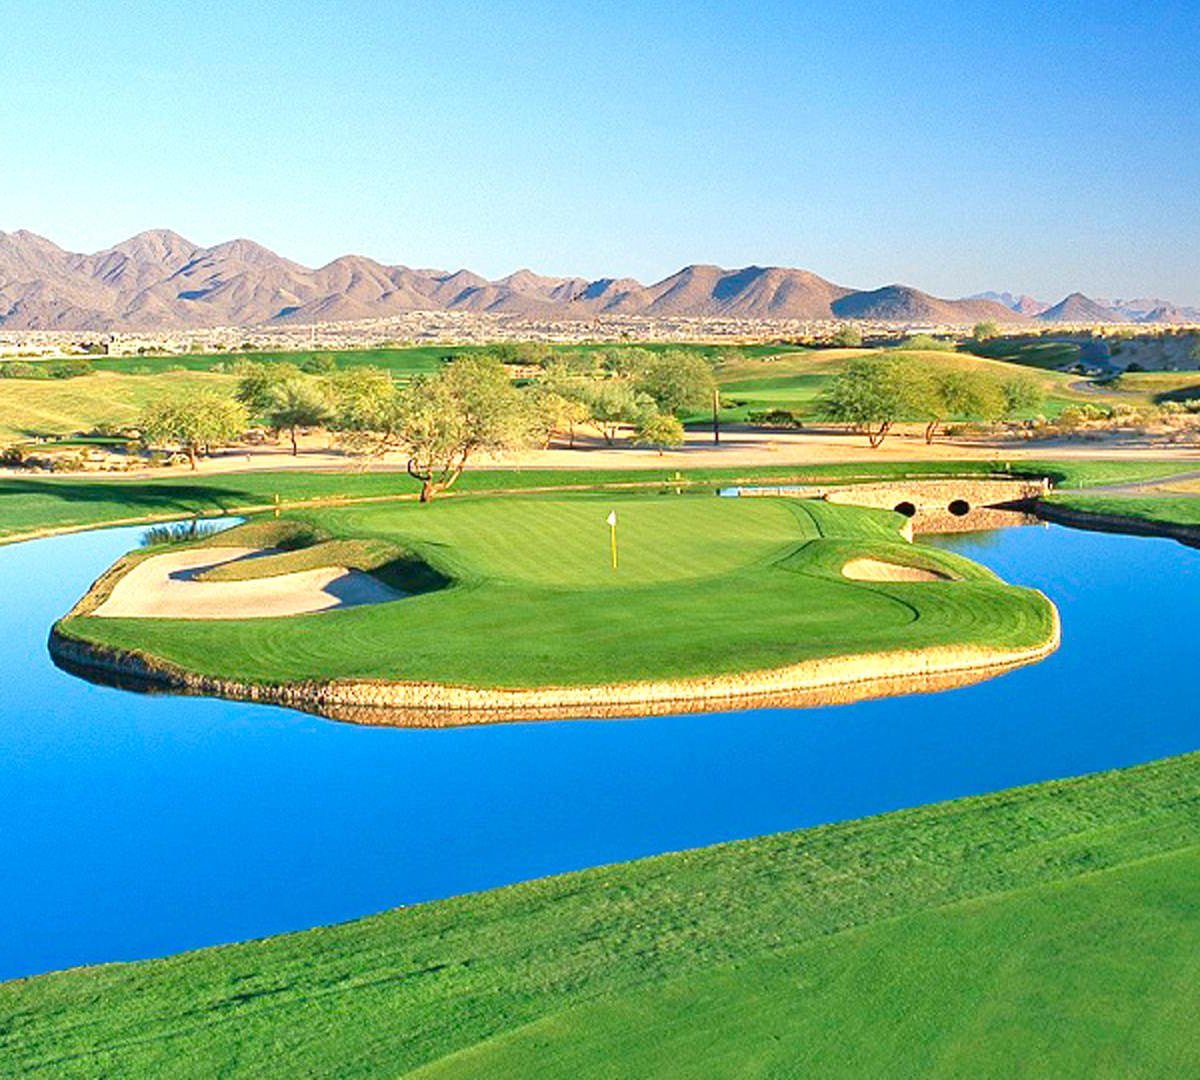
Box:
[326,365,403,458]
[632,412,685,455]
[234,361,302,416]
[633,349,717,417]
[579,379,647,445]
[140,392,248,469]
[265,377,332,455]
[397,354,532,501]
[831,323,863,347]
[821,358,921,447]
[1000,376,1044,419]
[921,371,1004,443]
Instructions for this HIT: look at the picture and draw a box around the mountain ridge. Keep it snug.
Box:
[0,229,1188,330]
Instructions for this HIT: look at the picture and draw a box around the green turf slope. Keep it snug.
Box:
[1,461,1188,542]
[3,753,1198,1078]
[57,493,1055,687]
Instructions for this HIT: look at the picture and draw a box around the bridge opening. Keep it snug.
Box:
[948,499,970,517]
[894,501,917,517]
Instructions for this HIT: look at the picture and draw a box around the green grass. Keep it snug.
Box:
[1100,370,1200,403]
[1,344,805,443]
[705,347,1090,424]
[2,460,1193,543]
[0,370,237,442]
[58,492,1053,688]
[72,342,808,377]
[967,337,1084,370]
[3,751,1197,1078]
[1046,493,1200,528]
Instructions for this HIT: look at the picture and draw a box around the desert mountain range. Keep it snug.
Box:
[0,229,1193,331]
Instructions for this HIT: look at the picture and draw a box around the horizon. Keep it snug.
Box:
[1,225,1189,313]
[2,1,1198,305]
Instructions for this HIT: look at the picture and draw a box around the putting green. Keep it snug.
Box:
[56,493,1056,691]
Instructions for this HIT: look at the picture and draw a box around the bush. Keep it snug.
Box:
[45,360,93,379]
[140,520,226,547]
[301,353,337,374]
[897,333,955,352]
[0,361,39,378]
[747,408,802,428]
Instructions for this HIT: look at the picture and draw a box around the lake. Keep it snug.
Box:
[1,520,1197,980]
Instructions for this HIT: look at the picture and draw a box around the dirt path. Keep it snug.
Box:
[12,425,1200,482]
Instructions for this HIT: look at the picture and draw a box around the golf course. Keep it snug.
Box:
[52,490,1058,718]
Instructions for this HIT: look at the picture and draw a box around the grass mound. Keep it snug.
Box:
[3,752,1197,1077]
[55,493,1056,689]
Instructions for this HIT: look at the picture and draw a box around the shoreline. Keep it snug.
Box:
[48,604,1060,727]
[1032,501,1200,547]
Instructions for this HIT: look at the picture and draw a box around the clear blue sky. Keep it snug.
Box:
[2,0,1197,303]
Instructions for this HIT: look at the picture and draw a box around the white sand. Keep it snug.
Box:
[841,557,953,583]
[92,547,399,619]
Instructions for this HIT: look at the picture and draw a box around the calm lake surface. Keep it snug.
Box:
[2,521,1198,980]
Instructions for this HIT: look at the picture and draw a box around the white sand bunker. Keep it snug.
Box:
[841,557,954,583]
[92,547,400,620]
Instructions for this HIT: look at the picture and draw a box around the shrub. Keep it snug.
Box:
[45,360,93,379]
[0,361,39,378]
[747,408,802,428]
[897,333,955,352]
[301,353,338,374]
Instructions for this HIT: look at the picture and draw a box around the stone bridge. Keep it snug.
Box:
[724,477,1048,535]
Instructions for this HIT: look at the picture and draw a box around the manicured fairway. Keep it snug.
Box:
[1,460,1187,542]
[58,493,1055,687]
[3,752,1197,1077]
[707,347,1090,422]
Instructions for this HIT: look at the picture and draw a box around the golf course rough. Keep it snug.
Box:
[51,493,1060,723]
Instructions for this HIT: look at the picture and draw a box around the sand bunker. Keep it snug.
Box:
[841,557,953,583]
[92,547,400,619]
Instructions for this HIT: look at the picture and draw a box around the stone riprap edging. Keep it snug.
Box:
[49,606,1060,728]
[1033,500,1200,547]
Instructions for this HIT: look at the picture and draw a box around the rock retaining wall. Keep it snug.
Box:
[50,607,1060,729]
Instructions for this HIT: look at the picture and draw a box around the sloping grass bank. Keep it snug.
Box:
[1,459,1189,542]
[3,752,1197,1077]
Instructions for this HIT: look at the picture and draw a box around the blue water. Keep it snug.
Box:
[1,521,1198,980]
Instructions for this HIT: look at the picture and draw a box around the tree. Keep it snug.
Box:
[897,333,954,352]
[235,361,302,416]
[397,355,531,501]
[633,349,716,417]
[300,352,337,374]
[527,386,591,448]
[326,366,402,457]
[632,412,685,455]
[972,321,1001,343]
[920,371,1004,443]
[1000,376,1043,419]
[821,359,920,447]
[831,323,863,347]
[597,346,656,378]
[579,379,645,445]
[1189,337,1200,365]
[265,378,332,455]
[140,392,248,469]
